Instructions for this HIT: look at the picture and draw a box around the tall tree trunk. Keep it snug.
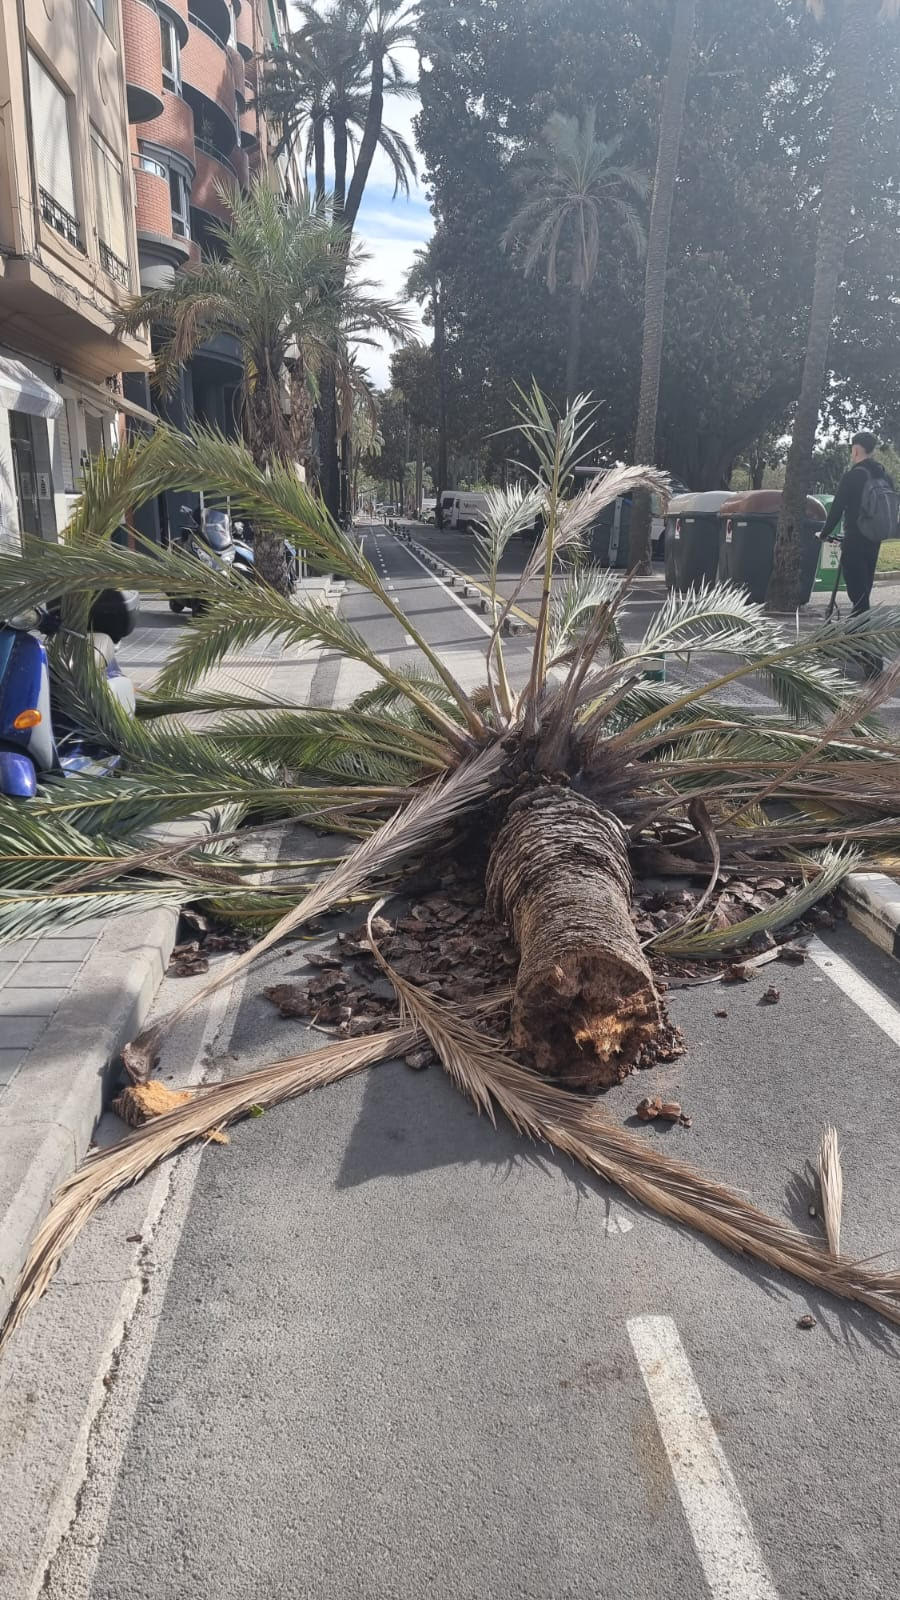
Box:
[435,281,449,528]
[766,0,873,612]
[245,367,290,593]
[565,286,583,401]
[630,0,696,573]
[415,424,423,516]
[333,114,348,217]
[318,378,341,521]
[344,54,384,231]
[313,114,326,209]
[487,787,664,1089]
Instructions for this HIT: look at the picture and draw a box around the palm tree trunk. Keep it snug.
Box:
[565,286,583,401]
[487,787,664,1089]
[313,114,326,209]
[344,54,384,231]
[767,0,872,611]
[630,0,696,573]
[435,280,449,528]
[333,114,348,217]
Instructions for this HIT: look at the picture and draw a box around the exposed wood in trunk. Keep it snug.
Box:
[487,786,663,1090]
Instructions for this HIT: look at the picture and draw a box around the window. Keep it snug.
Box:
[27,52,80,247]
[91,128,128,284]
[169,168,190,237]
[138,149,168,180]
[160,14,181,91]
[86,0,107,25]
[84,412,106,462]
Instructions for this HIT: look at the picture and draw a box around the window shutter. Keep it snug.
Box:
[57,402,76,493]
[84,412,106,461]
[91,129,127,259]
[27,53,77,216]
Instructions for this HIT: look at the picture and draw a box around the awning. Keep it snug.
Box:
[0,355,63,419]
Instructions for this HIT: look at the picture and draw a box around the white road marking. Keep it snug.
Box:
[808,935,900,1046]
[395,536,495,638]
[627,1316,780,1600]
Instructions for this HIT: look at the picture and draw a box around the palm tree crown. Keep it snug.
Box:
[115,181,411,468]
[504,108,649,398]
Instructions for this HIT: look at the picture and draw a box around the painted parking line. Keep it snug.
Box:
[628,1316,780,1600]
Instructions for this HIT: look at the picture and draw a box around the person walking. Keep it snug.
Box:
[820,431,898,673]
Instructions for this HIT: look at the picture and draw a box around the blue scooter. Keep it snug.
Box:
[0,605,136,799]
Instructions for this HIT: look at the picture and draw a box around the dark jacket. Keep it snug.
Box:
[821,457,893,541]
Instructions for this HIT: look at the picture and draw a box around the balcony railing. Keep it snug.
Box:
[99,239,129,287]
[188,9,229,47]
[194,135,236,175]
[39,189,83,251]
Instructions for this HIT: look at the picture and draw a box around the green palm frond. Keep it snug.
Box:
[211,707,449,782]
[548,566,625,663]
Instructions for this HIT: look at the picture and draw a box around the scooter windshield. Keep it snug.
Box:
[203,513,232,550]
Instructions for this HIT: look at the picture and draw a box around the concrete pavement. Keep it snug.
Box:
[3,532,900,1599]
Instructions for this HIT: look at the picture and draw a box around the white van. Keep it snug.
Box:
[439,490,490,531]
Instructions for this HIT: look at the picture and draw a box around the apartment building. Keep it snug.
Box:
[0,0,152,550]
[122,0,285,540]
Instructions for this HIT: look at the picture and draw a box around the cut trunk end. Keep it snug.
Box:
[487,786,664,1090]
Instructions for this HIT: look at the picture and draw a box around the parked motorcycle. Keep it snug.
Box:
[0,603,136,799]
[231,521,301,590]
[167,506,250,615]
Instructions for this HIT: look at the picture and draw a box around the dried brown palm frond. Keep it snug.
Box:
[366,915,900,1327]
[125,743,507,1079]
[818,1126,844,1257]
[0,1026,416,1357]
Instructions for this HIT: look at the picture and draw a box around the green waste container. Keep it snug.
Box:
[810,496,846,595]
[664,492,733,591]
[717,490,827,604]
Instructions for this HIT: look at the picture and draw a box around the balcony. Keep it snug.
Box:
[182,19,239,155]
[228,44,246,100]
[99,240,130,288]
[239,102,259,151]
[137,89,197,169]
[121,0,165,123]
[39,189,83,252]
[191,142,236,223]
[235,0,257,60]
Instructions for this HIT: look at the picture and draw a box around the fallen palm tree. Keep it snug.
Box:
[2,387,900,1347]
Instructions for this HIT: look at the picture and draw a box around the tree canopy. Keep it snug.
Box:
[414,0,900,487]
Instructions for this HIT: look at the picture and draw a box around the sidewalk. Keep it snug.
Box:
[0,582,336,1325]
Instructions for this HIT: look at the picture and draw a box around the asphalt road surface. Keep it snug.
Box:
[3,528,900,1600]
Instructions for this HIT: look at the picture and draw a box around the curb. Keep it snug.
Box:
[839,872,900,960]
[0,899,180,1326]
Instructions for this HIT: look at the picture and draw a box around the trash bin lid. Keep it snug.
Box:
[668,491,734,516]
[718,489,826,518]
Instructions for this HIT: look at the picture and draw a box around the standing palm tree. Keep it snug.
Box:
[407,240,449,523]
[115,182,410,586]
[503,109,649,401]
[630,0,697,573]
[260,2,418,519]
[262,1,416,217]
[768,0,899,610]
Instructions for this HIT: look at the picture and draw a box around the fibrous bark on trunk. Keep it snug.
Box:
[487,786,663,1090]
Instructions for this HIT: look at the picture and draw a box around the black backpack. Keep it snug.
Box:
[858,464,900,544]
